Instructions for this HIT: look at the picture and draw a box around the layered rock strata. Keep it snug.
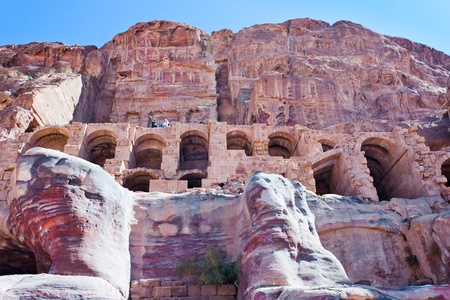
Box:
[1,150,450,298]
[1,19,449,146]
[1,147,135,298]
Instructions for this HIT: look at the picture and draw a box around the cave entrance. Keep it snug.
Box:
[0,247,37,276]
[312,152,345,195]
[442,158,450,187]
[134,134,165,169]
[179,131,208,171]
[361,138,395,200]
[180,172,206,189]
[123,171,157,192]
[226,130,252,156]
[318,139,336,153]
[268,132,295,159]
[29,128,69,152]
[84,130,117,167]
[361,137,425,200]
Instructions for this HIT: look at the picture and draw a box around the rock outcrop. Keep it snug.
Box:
[2,19,449,148]
[238,173,350,298]
[2,152,450,299]
[1,147,135,298]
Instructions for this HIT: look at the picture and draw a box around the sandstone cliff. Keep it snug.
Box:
[0,19,449,148]
[1,150,450,299]
[0,18,450,300]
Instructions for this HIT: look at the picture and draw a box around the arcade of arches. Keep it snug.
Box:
[14,122,449,200]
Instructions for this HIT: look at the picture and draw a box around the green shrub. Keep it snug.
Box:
[176,246,238,285]
[429,242,441,257]
[406,254,419,266]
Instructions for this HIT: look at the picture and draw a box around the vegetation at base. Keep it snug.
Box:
[429,242,441,257]
[176,246,238,285]
[406,254,419,266]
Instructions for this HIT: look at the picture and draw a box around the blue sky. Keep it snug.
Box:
[1,0,449,55]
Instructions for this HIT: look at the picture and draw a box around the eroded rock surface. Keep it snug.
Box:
[238,173,350,298]
[1,19,449,147]
[0,150,449,299]
[0,18,450,299]
[0,274,123,299]
[2,147,134,298]
[309,195,450,287]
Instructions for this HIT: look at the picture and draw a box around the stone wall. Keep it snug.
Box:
[0,121,447,210]
[130,279,236,300]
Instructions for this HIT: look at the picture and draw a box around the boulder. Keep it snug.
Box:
[5,147,134,298]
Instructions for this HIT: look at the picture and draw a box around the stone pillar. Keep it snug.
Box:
[63,123,87,157]
[206,122,227,184]
[253,140,269,155]
[161,139,180,179]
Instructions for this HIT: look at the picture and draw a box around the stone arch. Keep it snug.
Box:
[179,130,208,170]
[28,127,69,152]
[179,171,207,189]
[318,138,336,152]
[84,130,117,167]
[268,131,295,158]
[441,158,450,187]
[311,150,342,195]
[361,136,426,200]
[123,170,158,192]
[226,130,252,156]
[361,137,396,200]
[134,133,165,169]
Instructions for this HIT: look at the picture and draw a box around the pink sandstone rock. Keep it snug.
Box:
[5,147,135,298]
[238,172,350,298]
[0,17,449,300]
[0,149,449,298]
[0,273,123,299]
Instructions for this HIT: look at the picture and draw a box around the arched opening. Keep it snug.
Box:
[361,137,426,201]
[318,139,336,152]
[179,131,208,170]
[226,130,252,156]
[29,128,69,152]
[123,171,157,192]
[442,158,450,187]
[180,172,206,189]
[312,152,341,195]
[134,134,165,169]
[361,138,395,200]
[268,132,295,159]
[84,130,117,167]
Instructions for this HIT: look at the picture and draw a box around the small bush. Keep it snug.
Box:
[406,254,419,266]
[176,246,238,285]
[429,242,441,257]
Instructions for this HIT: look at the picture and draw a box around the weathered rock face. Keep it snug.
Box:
[4,147,134,298]
[1,150,450,299]
[238,173,350,298]
[0,274,123,299]
[310,195,450,286]
[228,19,449,130]
[0,42,95,140]
[2,19,449,143]
[95,21,219,125]
[1,18,450,300]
